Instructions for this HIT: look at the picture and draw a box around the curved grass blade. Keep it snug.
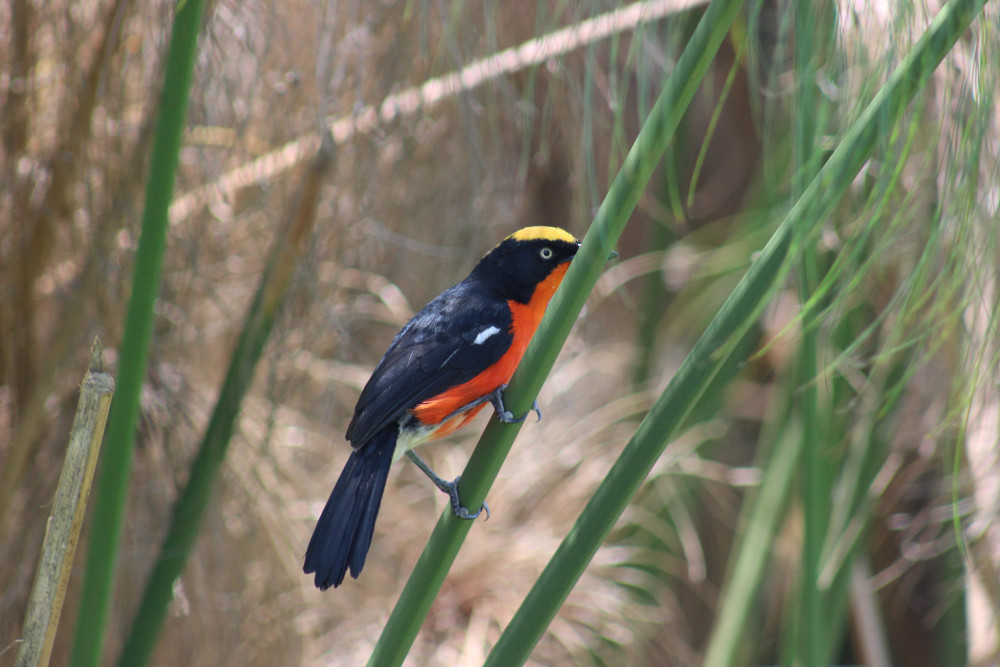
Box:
[367,1,747,665]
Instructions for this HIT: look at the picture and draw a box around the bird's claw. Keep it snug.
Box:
[490,385,542,424]
[445,476,489,520]
[406,451,489,521]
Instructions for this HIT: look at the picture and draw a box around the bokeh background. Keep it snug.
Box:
[2,0,998,665]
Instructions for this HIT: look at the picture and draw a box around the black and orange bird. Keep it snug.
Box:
[304,226,581,589]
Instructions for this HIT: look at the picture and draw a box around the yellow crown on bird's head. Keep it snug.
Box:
[503,226,578,244]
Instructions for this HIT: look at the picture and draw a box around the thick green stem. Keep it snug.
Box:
[70,2,207,665]
[367,1,747,665]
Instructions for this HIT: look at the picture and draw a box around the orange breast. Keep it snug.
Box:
[409,262,570,441]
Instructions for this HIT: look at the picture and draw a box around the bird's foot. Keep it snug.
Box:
[442,476,490,520]
[406,451,489,520]
[489,384,542,424]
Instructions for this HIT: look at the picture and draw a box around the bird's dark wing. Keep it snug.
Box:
[345,279,513,448]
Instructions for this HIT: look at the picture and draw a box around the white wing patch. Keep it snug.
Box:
[473,325,501,345]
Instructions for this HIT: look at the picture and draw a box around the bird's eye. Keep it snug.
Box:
[539,247,553,260]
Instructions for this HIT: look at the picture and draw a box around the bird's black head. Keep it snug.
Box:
[470,226,581,304]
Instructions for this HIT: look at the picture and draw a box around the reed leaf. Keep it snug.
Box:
[70,2,209,664]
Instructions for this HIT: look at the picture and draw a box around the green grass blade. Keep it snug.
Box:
[115,136,334,667]
[794,252,829,665]
[70,2,208,664]
[792,2,836,663]
[367,1,747,665]
[704,405,801,666]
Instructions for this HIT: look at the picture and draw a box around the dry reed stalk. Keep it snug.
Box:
[16,340,114,667]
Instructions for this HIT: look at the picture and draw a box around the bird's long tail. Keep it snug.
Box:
[303,427,395,589]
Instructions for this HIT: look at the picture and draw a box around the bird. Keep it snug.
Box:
[304,226,581,590]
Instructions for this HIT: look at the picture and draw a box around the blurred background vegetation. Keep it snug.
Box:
[1,0,998,665]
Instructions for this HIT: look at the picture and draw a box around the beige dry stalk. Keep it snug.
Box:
[16,339,114,667]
